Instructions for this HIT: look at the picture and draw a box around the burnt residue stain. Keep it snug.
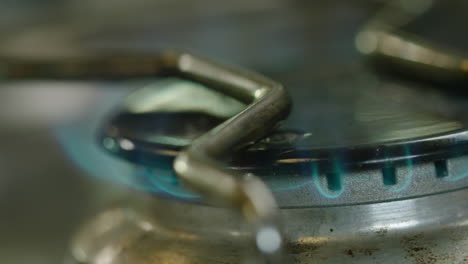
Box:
[359,248,380,256]
[402,234,436,264]
[343,248,380,257]
[346,249,355,257]
[288,241,320,255]
[401,233,460,264]
[375,227,388,237]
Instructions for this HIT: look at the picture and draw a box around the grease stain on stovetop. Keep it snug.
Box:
[344,248,380,258]
[401,233,462,264]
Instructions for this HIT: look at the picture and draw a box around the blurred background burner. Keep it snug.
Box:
[0,0,468,263]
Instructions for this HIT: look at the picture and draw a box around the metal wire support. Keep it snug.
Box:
[170,53,291,263]
[355,0,468,83]
[1,51,292,263]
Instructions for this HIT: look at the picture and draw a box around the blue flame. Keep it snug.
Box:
[142,167,199,199]
[446,173,468,182]
[312,161,345,199]
[54,113,421,202]
[54,122,171,194]
[269,160,346,199]
[52,84,166,194]
[389,146,414,193]
[271,180,313,192]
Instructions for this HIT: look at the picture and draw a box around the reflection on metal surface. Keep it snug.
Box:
[256,227,282,254]
[124,78,245,118]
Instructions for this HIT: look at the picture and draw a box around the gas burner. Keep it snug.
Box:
[101,75,468,207]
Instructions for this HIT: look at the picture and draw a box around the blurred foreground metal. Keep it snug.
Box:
[0,51,291,263]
